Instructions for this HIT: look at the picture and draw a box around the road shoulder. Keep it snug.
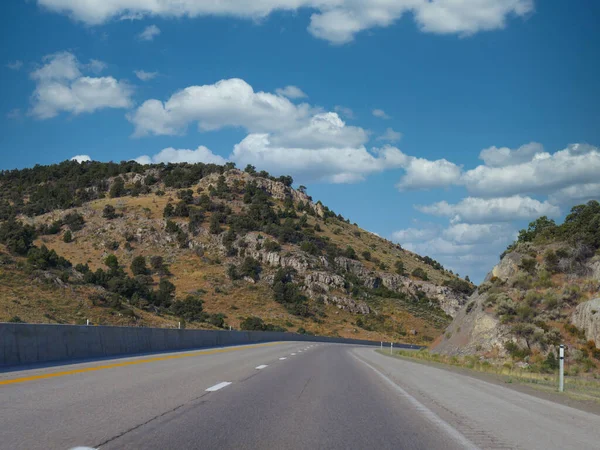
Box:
[375,350,600,416]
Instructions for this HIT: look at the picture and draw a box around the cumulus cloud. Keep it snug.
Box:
[230,134,407,183]
[276,85,307,99]
[134,70,158,81]
[6,60,23,70]
[129,78,314,137]
[29,51,133,119]
[478,142,545,167]
[393,222,517,281]
[417,195,560,224]
[35,0,533,44]
[463,143,600,197]
[549,183,600,206]
[71,154,92,163]
[372,109,390,119]
[138,25,160,41]
[396,156,462,191]
[136,146,227,165]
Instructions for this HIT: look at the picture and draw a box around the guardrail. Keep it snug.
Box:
[0,323,422,367]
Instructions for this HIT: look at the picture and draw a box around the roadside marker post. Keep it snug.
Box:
[86,319,90,326]
[178,322,181,329]
[390,342,393,355]
[559,344,564,393]
[381,342,383,351]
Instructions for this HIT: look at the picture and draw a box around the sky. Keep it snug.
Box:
[1,1,599,283]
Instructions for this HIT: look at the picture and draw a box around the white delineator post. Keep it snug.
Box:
[178,321,181,329]
[559,344,564,392]
[86,319,90,326]
[390,342,393,355]
[381,341,383,351]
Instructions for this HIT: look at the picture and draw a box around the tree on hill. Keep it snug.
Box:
[130,256,150,276]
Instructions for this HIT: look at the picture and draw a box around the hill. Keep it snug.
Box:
[434,200,600,373]
[0,160,474,345]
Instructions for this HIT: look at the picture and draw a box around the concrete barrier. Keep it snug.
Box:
[0,323,422,367]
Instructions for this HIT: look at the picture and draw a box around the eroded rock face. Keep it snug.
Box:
[486,251,522,282]
[572,298,600,348]
[433,291,511,356]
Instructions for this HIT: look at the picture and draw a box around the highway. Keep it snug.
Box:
[1,342,599,450]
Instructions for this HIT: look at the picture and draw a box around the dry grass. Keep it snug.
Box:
[8,181,458,343]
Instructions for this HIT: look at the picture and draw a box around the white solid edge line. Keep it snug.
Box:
[279,357,287,360]
[256,365,268,370]
[206,381,232,392]
[350,353,479,450]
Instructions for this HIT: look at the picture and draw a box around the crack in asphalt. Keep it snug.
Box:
[96,394,210,448]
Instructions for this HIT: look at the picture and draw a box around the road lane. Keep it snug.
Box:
[2,343,600,450]
[0,342,308,450]
[103,344,461,450]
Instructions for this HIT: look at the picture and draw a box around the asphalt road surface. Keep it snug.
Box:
[1,342,599,450]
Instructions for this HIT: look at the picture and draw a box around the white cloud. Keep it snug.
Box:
[138,25,160,41]
[29,51,133,119]
[269,112,368,149]
[134,70,158,81]
[414,0,534,35]
[334,105,354,119]
[71,154,92,163]
[276,85,307,99]
[396,156,462,191]
[549,183,600,206]
[393,222,517,281]
[6,60,23,70]
[442,223,514,245]
[36,0,533,44]
[230,133,407,183]
[417,195,560,224]
[478,142,544,167]
[463,143,600,197]
[129,78,313,137]
[377,128,402,143]
[136,146,227,165]
[391,227,440,243]
[372,109,390,119]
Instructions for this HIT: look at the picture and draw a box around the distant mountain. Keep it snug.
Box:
[0,160,474,344]
[434,201,600,373]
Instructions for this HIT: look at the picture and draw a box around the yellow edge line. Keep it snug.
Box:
[0,342,283,386]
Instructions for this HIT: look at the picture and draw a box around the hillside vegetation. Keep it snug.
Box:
[435,200,600,375]
[0,160,473,344]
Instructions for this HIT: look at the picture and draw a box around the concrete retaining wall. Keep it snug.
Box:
[0,323,421,367]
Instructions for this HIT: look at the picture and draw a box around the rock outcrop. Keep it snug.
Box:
[572,298,600,348]
[432,291,511,356]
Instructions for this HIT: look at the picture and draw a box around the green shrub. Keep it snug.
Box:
[411,267,428,281]
[519,257,537,275]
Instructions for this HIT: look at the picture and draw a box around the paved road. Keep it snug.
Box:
[1,342,599,450]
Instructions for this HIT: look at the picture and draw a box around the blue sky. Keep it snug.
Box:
[1,0,599,282]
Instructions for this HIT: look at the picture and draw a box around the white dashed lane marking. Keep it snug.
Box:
[206,382,232,392]
[279,357,287,360]
[255,365,268,370]
[291,353,297,356]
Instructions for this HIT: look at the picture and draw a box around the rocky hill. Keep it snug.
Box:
[434,201,600,373]
[0,160,474,344]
